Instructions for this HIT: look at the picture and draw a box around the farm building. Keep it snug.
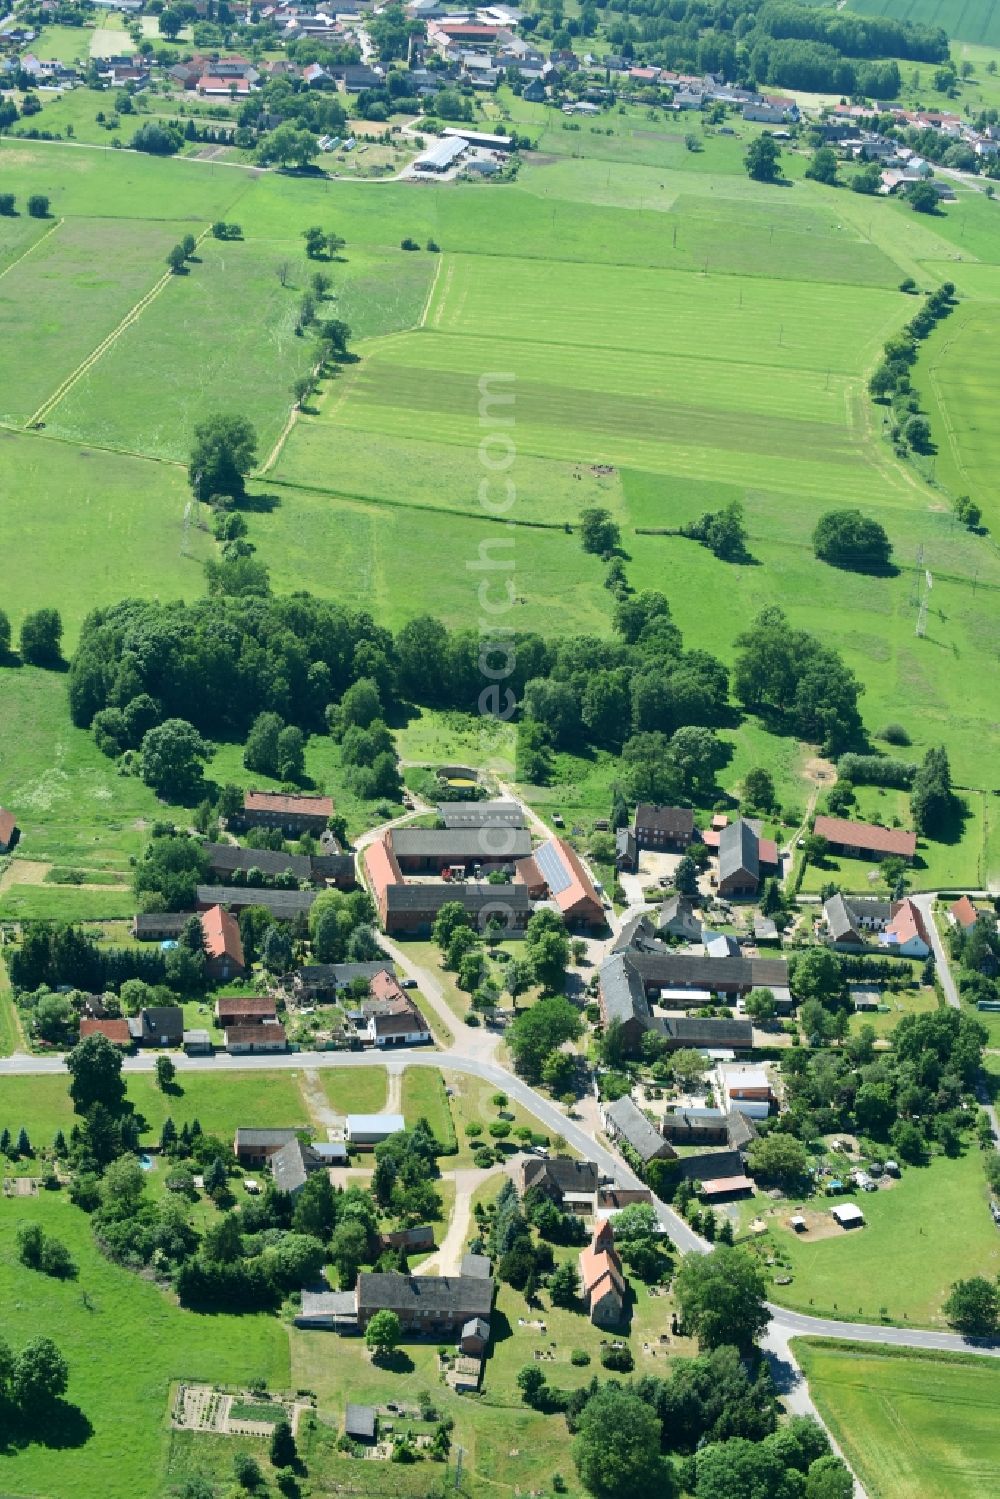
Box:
[364,833,532,936]
[524,836,605,927]
[346,1113,405,1148]
[203,842,314,883]
[602,1096,676,1165]
[232,791,334,837]
[201,904,246,982]
[390,826,531,873]
[183,1029,213,1055]
[225,1023,287,1055]
[459,1317,490,1355]
[362,970,431,1047]
[633,803,695,850]
[517,1156,599,1210]
[356,1272,494,1334]
[234,1128,299,1167]
[414,135,468,172]
[598,954,652,1056]
[717,819,779,899]
[812,816,916,863]
[438,801,525,828]
[615,827,638,873]
[461,1252,493,1278]
[196,886,316,921]
[441,126,515,150]
[132,912,192,941]
[831,1203,865,1229]
[215,996,276,1027]
[700,1174,754,1201]
[344,1405,377,1443]
[661,1016,753,1051]
[79,1018,132,1048]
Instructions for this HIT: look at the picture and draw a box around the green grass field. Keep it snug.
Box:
[795,1341,1000,1498]
[317,1067,387,1117]
[743,1148,1000,1327]
[0,1193,288,1499]
[848,0,1000,47]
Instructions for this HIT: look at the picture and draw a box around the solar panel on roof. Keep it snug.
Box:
[535,839,573,896]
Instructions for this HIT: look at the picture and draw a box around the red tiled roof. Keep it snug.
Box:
[514,854,545,894]
[216,996,275,1019]
[950,896,978,929]
[886,897,930,948]
[364,836,402,900]
[758,838,779,867]
[703,829,721,849]
[370,968,406,1003]
[225,1023,286,1045]
[198,74,250,91]
[542,836,602,918]
[201,904,245,967]
[579,1243,626,1299]
[80,1018,132,1045]
[700,1175,753,1196]
[0,808,16,844]
[244,791,334,818]
[812,816,917,859]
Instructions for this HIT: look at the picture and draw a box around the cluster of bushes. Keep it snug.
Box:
[0,192,50,217]
[837,753,916,789]
[868,283,956,456]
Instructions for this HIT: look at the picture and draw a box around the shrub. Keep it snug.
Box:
[880,723,911,746]
[401,237,420,250]
[570,1349,591,1366]
[600,1342,634,1372]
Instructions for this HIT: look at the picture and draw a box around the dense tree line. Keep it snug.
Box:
[868,283,956,458]
[587,0,944,95]
[733,607,863,755]
[7,924,167,995]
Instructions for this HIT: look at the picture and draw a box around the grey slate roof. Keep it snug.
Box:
[391,827,531,860]
[661,1016,753,1047]
[657,895,702,937]
[719,819,759,884]
[634,804,695,838]
[357,1273,494,1319]
[628,950,788,991]
[294,961,393,991]
[133,912,191,937]
[197,885,316,918]
[270,1137,313,1194]
[461,1253,493,1279]
[203,843,312,880]
[600,954,651,1028]
[235,1128,298,1151]
[139,1006,184,1043]
[521,1156,599,1198]
[384,883,532,916]
[603,1096,674,1163]
[345,1403,376,1439]
[611,911,655,954]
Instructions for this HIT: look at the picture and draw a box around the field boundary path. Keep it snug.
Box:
[0,215,62,284]
[26,224,211,429]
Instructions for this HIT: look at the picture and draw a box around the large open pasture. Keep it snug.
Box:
[0,115,998,884]
[848,0,1000,47]
[795,1341,1000,1498]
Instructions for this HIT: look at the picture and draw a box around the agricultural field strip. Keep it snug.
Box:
[29,224,212,428]
[426,253,908,373]
[0,216,63,281]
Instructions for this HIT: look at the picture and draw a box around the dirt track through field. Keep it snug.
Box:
[26,224,211,429]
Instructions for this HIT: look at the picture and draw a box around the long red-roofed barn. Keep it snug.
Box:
[812,816,916,862]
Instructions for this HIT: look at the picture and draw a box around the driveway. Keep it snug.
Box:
[416,1165,503,1277]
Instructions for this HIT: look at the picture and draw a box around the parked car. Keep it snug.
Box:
[401,978,417,990]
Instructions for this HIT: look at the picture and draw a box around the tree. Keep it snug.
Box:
[67,1033,126,1115]
[572,1386,673,1499]
[744,767,775,809]
[302,225,329,259]
[270,1417,297,1469]
[745,987,776,1023]
[261,925,293,975]
[365,1308,402,1360]
[244,711,284,775]
[548,1261,580,1308]
[432,901,470,953]
[19,608,62,666]
[942,1276,999,1338]
[806,1455,854,1498]
[911,745,955,836]
[259,123,319,170]
[508,996,581,1082]
[27,194,50,218]
[805,146,838,185]
[188,413,258,503]
[329,1219,368,1287]
[233,1452,263,1491]
[579,508,621,555]
[903,414,932,452]
[277,725,307,783]
[907,181,939,214]
[16,1221,44,1269]
[140,719,210,802]
[747,1132,809,1187]
[516,1364,547,1405]
[674,855,699,897]
[674,1246,769,1351]
[156,1055,176,1091]
[526,909,570,991]
[790,946,845,1006]
[167,244,187,274]
[813,510,892,572]
[744,135,781,183]
[159,8,185,38]
[13,1337,69,1406]
[694,1437,794,1499]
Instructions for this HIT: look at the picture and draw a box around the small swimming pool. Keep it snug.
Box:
[139,1154,154,1172]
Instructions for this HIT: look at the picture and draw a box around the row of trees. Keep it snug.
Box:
[868,282,957,459]
[0,606,62,666]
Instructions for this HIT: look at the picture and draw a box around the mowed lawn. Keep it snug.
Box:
[0,1194,288,1499]
[795,1341,1000,1499]
[749,1148,1000,1327]
[920,297,1000,535]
